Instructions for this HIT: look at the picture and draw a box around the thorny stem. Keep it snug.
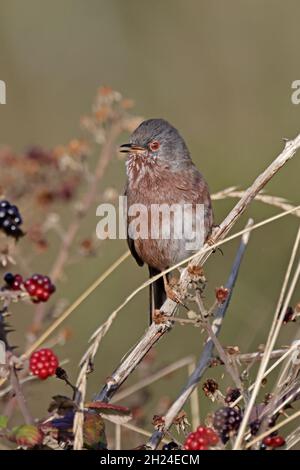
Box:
[195,292,246,400]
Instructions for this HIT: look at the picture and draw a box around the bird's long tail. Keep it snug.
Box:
[148,266,167,325]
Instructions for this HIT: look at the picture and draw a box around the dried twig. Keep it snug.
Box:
[111,355,195,403]
[211,187,300,218]
[147,219,253,448]
[92,206,299,403]
[93,206,300,404]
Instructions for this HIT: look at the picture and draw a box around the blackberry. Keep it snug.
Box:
[0,200,24,239]
[213,406,242,443]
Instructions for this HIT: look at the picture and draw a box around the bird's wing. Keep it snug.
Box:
[124,184,144,267]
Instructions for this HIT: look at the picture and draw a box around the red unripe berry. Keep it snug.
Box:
[197,436,209,446]
[189,440,200,450]
[272,436,285,448]
[24,274,56,303]
[29,348,59,380]
[196,426,206,435]
[263,436,274,447]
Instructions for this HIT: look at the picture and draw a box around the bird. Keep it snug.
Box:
[121,119,213,324]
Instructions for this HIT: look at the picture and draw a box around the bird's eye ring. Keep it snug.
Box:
[149,141,160,152]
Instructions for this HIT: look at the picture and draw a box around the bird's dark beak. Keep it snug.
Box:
[120,143,146,153]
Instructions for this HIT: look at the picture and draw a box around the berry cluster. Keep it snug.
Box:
[4,273,23,291]
[0,200,24,239]
[29,348,59,380]
[184,426,219,450]
[262,435,285,449]
[213,406,242,443]
[4,273,56,303]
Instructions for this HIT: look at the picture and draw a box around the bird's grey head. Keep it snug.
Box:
[121,119,191,169]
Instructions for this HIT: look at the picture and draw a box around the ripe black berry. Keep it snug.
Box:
[0,200,24,239]
[213,406,242,443]
[4,272,15,285]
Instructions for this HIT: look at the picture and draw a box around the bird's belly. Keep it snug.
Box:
[134,236,195,271]
[131,202,205,271]
[126,167,212,271]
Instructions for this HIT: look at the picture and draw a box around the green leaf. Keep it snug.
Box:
[0,415,8,430]
[83,414,107,450]
[9,425,44,448]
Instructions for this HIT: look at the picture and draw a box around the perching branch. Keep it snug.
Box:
[94,133,300,403]
[147,219,253,449]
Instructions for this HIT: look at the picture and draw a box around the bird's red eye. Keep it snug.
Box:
[149,141,160,152]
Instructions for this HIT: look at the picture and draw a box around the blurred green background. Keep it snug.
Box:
[0,0,299,446]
